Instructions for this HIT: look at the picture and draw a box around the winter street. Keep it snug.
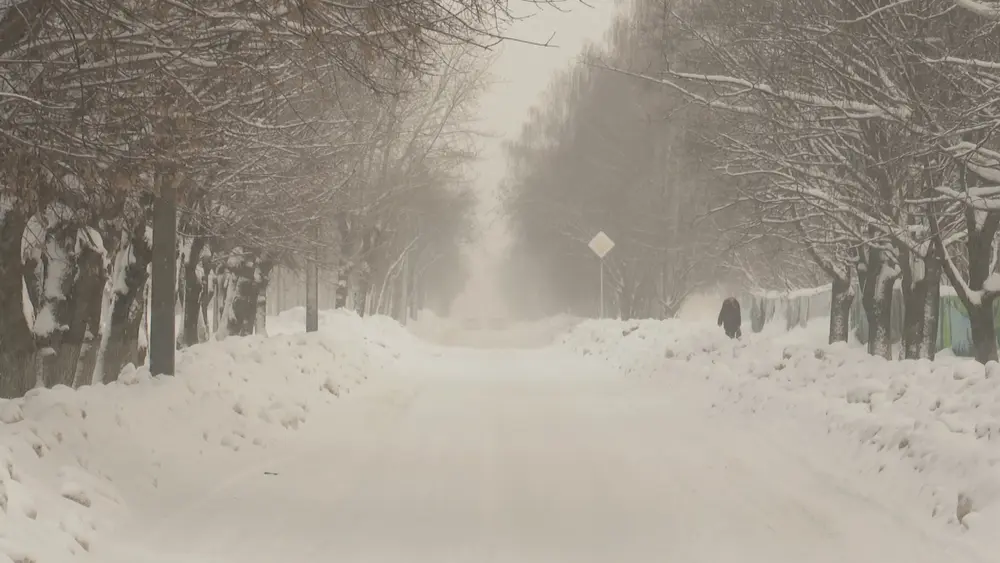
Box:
[3,312,999,562]
[83,330,987,563]
[8,0,1000,561]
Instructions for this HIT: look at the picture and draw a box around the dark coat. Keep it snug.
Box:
[717,297,742,338]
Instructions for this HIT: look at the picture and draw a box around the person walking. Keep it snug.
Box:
[717,297,742,339]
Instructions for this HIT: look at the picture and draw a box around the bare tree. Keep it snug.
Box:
[0,0,569,397]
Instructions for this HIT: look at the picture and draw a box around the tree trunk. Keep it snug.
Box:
[251,258,273,336]
[864,279,895,359]
[212,269,223,334]
[306,251,319,333]
[220,250,262,337]
[214,270,236,339]
[900,246,942,360]
[254,263,272,336]
[214,268,228,336]
[150,173,178,376]
[899,244,927,360]
[385,284,394,318]
[25,217,79,388]
[137,282,150,366]
[936,208,1000,363]
[930,187,998,363]
[335,213,351,309]
[0,207,35,398]
[355,226,379,316]
[355,283,370,316]
[409,265,421,321]
[965,213,999,363]
[901,283,926,360]
[398,253,409,323]
[921,253,942,360]
[65,243,105,388]
[969,300,999,363]
[180,237,207,348]
[829,274,854,344]
[860,247,897,359]
[200,265,215,341]
[617,271,633,321]
[364,289,374,317]
[100,226,153,383]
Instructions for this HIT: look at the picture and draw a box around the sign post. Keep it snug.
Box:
[588,231,615,319]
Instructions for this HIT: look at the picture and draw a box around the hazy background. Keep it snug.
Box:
[449,1,619,320]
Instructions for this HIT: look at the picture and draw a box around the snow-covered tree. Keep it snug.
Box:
[601,0,1000,361]
[0,0,560,397]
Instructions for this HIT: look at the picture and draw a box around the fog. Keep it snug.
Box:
[449,1,618,321]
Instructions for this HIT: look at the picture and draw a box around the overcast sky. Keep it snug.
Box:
[451,1,619,317]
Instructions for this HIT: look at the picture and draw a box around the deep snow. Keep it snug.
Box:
[0,309,414,563]
[0,308,996,562]
[561,317,1000,555]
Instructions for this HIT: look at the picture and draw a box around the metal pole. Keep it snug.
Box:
[599,258,604,319]
[305,223,319,333]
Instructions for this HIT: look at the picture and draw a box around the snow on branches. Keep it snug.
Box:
[600,0,1000,361]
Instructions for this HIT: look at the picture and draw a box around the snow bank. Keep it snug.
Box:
[0,309,411,563]
[560,317,1000,552]
[268,306,419,353]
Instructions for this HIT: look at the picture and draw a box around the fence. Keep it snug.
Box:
[743,284,997,357]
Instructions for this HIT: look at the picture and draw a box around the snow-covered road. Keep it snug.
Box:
[92,344,984,563]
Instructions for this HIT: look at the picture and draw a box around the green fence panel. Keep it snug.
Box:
[745,286,997,357]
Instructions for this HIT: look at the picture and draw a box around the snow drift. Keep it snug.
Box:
[0,308,411,563]
[560,317,1000,552]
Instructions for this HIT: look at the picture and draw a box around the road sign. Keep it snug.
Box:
[588,231,615,259]
[588,231,614,319]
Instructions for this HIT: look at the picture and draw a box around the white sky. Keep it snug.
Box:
[473,1,619,229]
[451,0,619,317]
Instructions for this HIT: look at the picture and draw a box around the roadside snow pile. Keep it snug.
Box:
[0,310,409,563]
[563,317,735,375]
[268,306,420,354]
[561,318,1000,549]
